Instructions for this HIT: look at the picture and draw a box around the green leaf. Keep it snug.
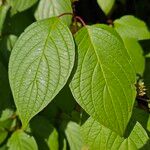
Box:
[5,35,18,51]
[34,0,73,26]
[62,138,67,150]
[0,109,14,129]
[123,38,145,75]
[7,0,38,12]
[81,117,124,150]
[82,117,149,149]
[129,122,150,149]
[9,17,75,128]
[114,15,150,40]
[70,24,136,135]
[0,109,13,121]
[0,128,8,144]
[7,130,38,150]
[97,0,115,15]
[62,121,83,150]
[119,139,137,150]
[30,116,59,150]
[0,4,9,35]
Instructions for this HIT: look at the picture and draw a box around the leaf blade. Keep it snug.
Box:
[81,117,124,150]
[7,130,38,150]
[34,0,72,26]
[7,0,38,12]
[114,15,150,40]
[82,117,149,149]
[122,38,145,75]
[9,17,75,127]
[129,122,150,149]
[70,25,136,135]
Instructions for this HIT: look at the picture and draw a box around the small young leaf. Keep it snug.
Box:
[7,0,38,12]
[70,25,136,135]
[114,15,150,40]
[35,0,73,26]
[0,109,13,122]
[97,0,115,15]
[0,109,14,130]
[7,130,38,150]
[9,17,75,128]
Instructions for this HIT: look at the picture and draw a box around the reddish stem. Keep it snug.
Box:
[58,12,74,18]
[75,16,86,26]
[58,12,86,27]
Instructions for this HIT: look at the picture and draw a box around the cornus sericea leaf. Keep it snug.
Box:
[81,117,149,149]
[9,17,75,128]
[35,0,72,26]
[7,0,38,12]
[129,122,150,149]
[114,15,150,40]
[123,38,145,75]
[70,24,136,136]
[7,130,38,150]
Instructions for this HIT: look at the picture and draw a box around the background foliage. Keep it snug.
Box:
[0,0,150,149]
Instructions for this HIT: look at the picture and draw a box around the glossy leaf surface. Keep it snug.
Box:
[114,15,150,40]
[35,0,72,26]
[70,25,136,135]
[9,17,75,127]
